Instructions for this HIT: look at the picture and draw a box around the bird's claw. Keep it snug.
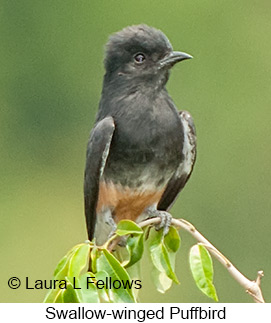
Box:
[147,209,172,236]
[108,221,127,247]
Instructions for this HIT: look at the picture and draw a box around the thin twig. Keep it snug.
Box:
[137,216,265,303]
[106,235,121,252]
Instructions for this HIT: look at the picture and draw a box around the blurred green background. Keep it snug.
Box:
[1,0,271,303]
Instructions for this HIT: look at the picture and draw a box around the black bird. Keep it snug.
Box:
[84,24,196,245]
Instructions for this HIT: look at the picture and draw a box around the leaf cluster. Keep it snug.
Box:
[44,220,218,303]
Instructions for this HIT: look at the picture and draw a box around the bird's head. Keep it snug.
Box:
[104,24,192,88]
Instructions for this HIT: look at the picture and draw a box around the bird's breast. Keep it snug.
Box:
[102,91,184,188]
[96,180,165,222]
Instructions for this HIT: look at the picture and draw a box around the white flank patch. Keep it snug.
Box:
[176,111,196,177]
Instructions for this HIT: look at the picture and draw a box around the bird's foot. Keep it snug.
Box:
[108,221,127,247]
[107,215,117,238]
[147,209,172,235]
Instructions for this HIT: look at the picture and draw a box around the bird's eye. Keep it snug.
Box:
[134,53,145,64]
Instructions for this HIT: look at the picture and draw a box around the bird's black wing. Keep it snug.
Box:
[157,110,196,211]
[84,116,115,240]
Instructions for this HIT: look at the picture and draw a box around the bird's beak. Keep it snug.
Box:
[159,51,193,69]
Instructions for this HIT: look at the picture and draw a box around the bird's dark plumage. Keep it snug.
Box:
[84,24,196,245]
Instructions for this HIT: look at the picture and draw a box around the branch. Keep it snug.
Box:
[138,216,265,303]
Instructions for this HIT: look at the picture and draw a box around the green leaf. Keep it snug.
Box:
[77,273,99,303]
[53,244,82,279]
[43,278,68,303]
[54,290,64,303]
[151,266,173,293]
[124,233,144,268]
[62,278,80,303]
[53,255,70,278]
[148,228,179,284]
[148,226,163,247]
[95,270,111,303]
[164,226,181,252]
[151,242,179,283]
[44,287,64,303]
[90,245,98,273]
[44,242,91,303]
[68,243,91,277]
[115,220,143,236]
[189,244,218,301]
[97,249,136,303]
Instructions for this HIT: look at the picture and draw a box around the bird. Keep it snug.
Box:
[84,24,196,246]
